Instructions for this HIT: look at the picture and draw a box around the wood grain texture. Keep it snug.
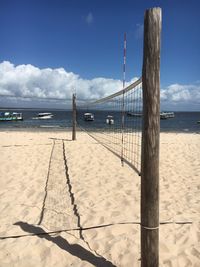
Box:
[141,7,162,267]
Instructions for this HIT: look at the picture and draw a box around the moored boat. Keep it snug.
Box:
[84,113,94,121]
[160,112,175,119]
[126,112,142,117]
[0,112,23,121]
[33,113,53,119]
[106,115,114,125]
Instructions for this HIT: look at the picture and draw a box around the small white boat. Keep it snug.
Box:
[84,113,94,121]
[33,113,53,120]
[106,115,114,125]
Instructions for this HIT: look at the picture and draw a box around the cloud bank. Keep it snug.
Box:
[0,61,127,108]
[0,61,199,110]
[161,83,200,111]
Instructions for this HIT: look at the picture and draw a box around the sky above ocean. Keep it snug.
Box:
[0,0,199,111]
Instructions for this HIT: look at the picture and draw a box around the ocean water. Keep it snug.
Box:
[0,109,72,130]
[0,109,199,133]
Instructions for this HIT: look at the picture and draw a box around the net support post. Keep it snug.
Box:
[72,93,76,141]
[141,7,161,267]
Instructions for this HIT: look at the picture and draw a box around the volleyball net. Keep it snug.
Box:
[76,78,143,174]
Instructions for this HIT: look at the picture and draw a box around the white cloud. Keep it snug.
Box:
[0,61,128,107]
[0,61,199,111]
[85,12,94,24]
[161,83,200,102]
[161,83,200,110]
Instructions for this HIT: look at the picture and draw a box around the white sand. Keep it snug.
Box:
[0,130,199,266]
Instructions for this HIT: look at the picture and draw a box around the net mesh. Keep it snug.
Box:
[76,78,143,174]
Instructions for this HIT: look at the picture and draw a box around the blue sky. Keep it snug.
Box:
[0,0,199,110]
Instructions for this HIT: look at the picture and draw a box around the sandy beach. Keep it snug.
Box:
[0,130,199,266]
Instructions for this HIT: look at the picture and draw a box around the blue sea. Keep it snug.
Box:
[0,109,199,133]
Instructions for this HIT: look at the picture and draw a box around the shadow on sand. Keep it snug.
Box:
[14,221,116,267]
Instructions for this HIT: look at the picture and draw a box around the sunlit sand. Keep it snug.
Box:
[0,130,199,266]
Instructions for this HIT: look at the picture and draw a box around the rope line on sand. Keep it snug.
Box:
[38,140,55,225]
[0,221,193,240]
[1,143,52,147]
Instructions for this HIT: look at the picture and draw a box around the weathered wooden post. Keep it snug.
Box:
[72,93,76,140]
[141,7,161,267]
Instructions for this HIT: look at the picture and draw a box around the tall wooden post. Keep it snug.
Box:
[141,7,161,267]
[72,93,76,140]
